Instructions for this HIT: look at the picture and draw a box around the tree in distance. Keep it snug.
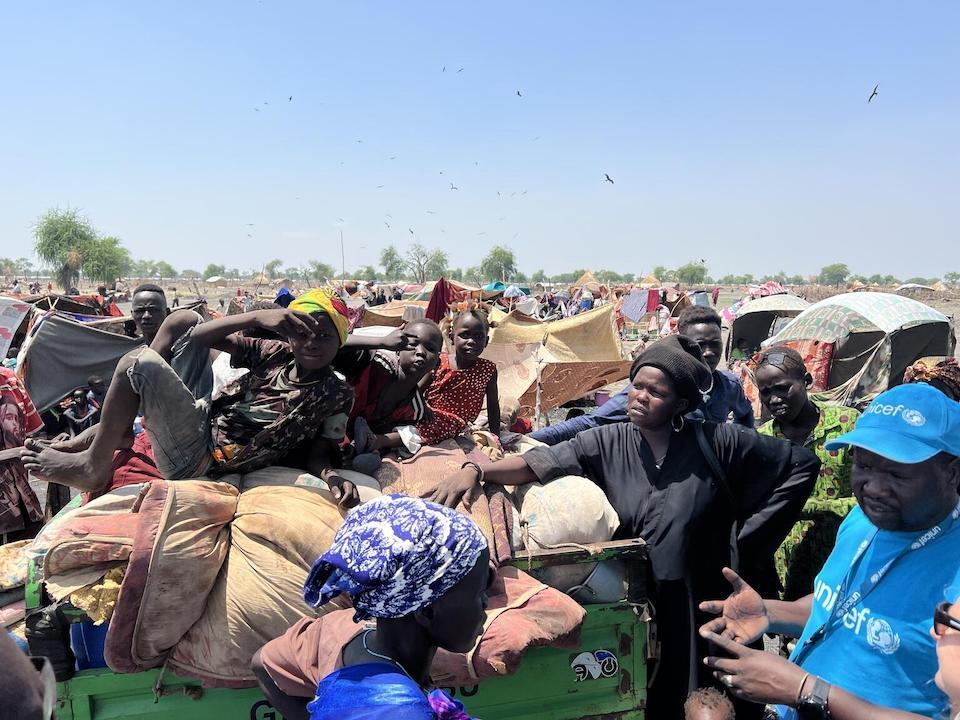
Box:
[33,208,99,290]
[406,244,448,284]
[818,263,850,288]
[481,246,518,283]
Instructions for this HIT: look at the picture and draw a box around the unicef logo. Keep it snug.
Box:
[901,409,926,427]
[866,617,901,655]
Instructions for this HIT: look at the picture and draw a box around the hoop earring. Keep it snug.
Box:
[672,414,685,433]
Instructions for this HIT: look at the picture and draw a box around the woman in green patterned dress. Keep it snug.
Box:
[754,346,860,600]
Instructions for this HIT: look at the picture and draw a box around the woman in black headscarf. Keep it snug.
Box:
[432,335,820,720]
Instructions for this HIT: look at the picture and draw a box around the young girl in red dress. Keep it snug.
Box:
[416,308,501,446]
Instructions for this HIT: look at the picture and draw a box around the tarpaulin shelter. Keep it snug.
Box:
[746,281,787,298]
[407,279,482,302]
[895,283,936,298]
[725,294,809,359]
[762,292,951,408]
[26,294,103,316]
[359,301,429,328]
[482,304,630,418]
[20,314,144,412]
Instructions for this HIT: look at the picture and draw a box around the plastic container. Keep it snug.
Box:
[70,620,109,670]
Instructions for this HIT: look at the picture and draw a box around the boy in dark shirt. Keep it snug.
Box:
[23,289,361,506]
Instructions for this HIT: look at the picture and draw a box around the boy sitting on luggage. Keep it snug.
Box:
[337,319,443,469]
[22,289,362,506]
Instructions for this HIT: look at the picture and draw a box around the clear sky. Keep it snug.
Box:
[1,2,957,280]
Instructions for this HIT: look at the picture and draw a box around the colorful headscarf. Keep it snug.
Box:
[304,494,488,621]
[289,288,350,346]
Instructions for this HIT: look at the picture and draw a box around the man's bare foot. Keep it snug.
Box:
[20,438,112,492]
[49,433,93,453]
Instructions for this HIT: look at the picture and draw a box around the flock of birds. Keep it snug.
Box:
[242,73,881,255]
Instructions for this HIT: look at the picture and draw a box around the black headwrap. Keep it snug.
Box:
[629,334,713,412]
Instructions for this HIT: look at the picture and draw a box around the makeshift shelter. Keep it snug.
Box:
[408,279,482,302]
[359,301,429,328]
[895,283,936,298]
[204,275,226,285]
[25,294,102,316]
[932,281,949,293]
[762,292,951,408]
[725,294,810,359]
[639,274,660,289]
[20,314,143,412]
[482,304,630,418]
[573,271,601,295]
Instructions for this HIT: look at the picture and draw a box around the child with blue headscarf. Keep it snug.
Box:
[255,494,491,720]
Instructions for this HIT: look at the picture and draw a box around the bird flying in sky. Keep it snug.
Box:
[604,173,615,184]
[868,84,879,102]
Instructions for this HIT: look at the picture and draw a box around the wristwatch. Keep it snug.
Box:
[797,676,832,719]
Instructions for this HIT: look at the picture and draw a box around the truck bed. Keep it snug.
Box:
[50,539,650,720]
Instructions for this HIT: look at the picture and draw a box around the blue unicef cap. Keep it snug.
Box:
[824,383,960,463]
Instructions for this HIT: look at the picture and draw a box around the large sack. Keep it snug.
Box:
[510,476,619,592]
[105,480,237,673]
[167,484,351,687]
[511,475,619,551]
[40,484,151,598]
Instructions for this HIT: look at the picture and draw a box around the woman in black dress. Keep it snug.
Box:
[432,335,820,719]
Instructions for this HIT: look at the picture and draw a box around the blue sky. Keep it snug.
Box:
[1,2,957,279]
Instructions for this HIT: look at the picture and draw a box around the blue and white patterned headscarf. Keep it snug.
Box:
[304,494,488,621]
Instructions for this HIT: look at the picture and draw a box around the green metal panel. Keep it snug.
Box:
[54,602,645,720]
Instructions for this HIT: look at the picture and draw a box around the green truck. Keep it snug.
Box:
[32,539,651,720]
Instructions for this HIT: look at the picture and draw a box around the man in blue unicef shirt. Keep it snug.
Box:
[530,305,753,445]
[697,382,960,719]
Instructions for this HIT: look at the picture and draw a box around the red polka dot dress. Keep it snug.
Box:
[417,354,497,446]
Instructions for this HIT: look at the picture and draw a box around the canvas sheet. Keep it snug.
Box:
[21,314,143,412]
[486,304,622,363]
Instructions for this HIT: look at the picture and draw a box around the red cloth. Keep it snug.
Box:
[424,276,455,324]
[417,355,496,445]
[83,432,163,505]
[646,289,660,312]
[511,416,533,434]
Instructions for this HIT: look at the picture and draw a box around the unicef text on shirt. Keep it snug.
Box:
[865,403,926,426]
[814,579,872,635]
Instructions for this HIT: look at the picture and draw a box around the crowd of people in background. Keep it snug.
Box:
[1,277,960,720]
